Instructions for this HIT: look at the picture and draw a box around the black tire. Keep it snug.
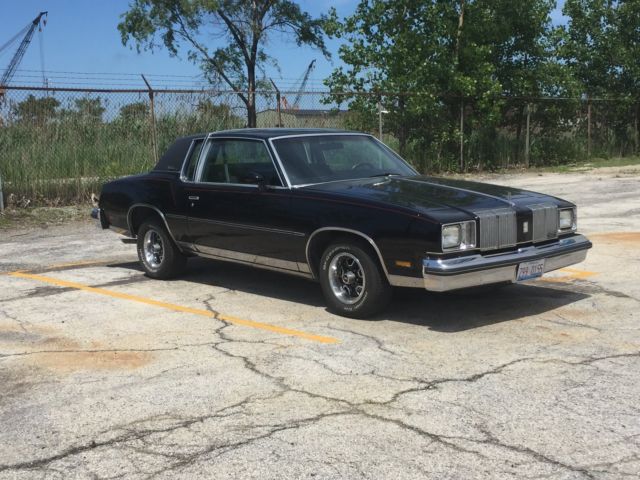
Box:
[136,219,186,279]
[319,241,392,318]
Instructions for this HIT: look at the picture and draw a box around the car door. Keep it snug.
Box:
[164,136,205,245]
[184,137,307,273]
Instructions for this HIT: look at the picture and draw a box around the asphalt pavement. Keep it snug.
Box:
[0,166,639,479]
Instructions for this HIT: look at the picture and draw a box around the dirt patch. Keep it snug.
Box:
[28,350,153,372]
[0,322,153,372]
[0,206,88,232]
[590,232,640,245]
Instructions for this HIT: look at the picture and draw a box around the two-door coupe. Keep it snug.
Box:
[95,128,592,317]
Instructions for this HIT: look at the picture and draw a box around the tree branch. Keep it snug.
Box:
[217,10,251,66]
[172,11,247,104]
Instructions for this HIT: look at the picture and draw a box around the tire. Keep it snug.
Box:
[136,219,186,279]
[319,241,392,318]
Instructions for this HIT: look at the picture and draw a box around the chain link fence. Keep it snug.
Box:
[0,85,638,206]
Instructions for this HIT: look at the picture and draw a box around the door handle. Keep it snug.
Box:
[188,196,200,201]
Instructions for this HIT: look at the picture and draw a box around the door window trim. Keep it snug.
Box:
[187,136,288,189]
[179,137,206,183]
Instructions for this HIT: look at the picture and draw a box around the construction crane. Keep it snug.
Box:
[0,11,48,95]
[280,59,316,110]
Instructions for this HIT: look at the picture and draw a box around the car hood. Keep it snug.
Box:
[300,175,563,221]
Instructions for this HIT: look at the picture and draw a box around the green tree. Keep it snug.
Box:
[325,0,561,169]
[12,95,60,125]
[561,0,617,97]
[562,0,640,154]
[60,97,106,124]
[73,98,106,123]
[118,101,150,120]
[196,99,233,120]
[118,0,329,127]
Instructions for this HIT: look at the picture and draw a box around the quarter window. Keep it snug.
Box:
[199,139,282,186]
[183,139,204,181]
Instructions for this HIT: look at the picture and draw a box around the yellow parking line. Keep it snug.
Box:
[2,259,121,276]
[8,271,339,345]
[38,259,116,271]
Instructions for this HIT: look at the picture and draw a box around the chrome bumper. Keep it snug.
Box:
[421,235,592,292]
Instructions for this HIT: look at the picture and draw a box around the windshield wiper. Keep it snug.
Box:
[369,172,401,178]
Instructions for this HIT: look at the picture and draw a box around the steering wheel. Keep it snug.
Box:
[351,162,375,171]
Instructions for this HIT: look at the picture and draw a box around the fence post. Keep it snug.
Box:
[459,98,464,172]
[275,91,282,127]
[524,102,531,168]
[0,172,4,213]
[635,103,639,155]
[378,101,383,140]
[141,74,159,164]
[269,78,282,127]
[587,95,592,159]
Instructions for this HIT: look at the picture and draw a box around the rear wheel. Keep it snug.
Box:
[319,241,392,318]
[137,219,186,279]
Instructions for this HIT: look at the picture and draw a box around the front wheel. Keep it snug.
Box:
[137,219,186,279]
[319,241,392,318]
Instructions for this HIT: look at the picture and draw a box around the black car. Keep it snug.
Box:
[96,128,592,318]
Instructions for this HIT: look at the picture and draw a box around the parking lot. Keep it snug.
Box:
[1,167,639,479]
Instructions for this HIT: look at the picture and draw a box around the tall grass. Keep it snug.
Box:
[1,91,638,205]
[0,111,242,204]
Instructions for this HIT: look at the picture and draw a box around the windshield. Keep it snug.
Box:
[271,135,416,186]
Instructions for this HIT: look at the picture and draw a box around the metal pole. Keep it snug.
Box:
[378,101,383,140]
[525,103,531,168]
[141,74,159,164]
[0,172,4,213]
[269,78,282,127]
[635,103,639,155]
[587,96,592,159]
[459,98,464,171]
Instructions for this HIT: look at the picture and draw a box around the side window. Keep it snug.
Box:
[183,139,204,181]
[198,139,282,186]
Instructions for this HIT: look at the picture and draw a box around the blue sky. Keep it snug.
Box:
[2,0,567,90]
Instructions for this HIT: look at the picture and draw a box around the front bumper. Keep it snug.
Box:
[421,234,592,292]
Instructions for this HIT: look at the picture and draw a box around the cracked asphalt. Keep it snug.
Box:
[0,167,639,479]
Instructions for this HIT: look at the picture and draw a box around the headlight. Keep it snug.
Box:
[442,221,476,251]
[558,208,577,232]
[442,225,461,249]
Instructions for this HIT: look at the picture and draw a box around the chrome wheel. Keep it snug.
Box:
[143,229,164,269]
[328,253,366,304]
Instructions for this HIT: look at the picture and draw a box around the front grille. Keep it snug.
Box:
[529,204,558,242]
[476,208,517,250]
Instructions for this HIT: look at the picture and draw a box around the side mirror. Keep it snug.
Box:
[241,171,266,190]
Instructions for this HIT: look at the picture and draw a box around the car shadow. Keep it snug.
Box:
[387,284,589,332]
[108,257,589,333]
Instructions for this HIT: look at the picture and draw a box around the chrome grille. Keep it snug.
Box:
[476,208,517,250]
[529,204,558,242]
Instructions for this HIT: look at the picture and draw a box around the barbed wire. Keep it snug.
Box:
[3,84,639,102]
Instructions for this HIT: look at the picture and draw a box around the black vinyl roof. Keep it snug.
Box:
[153,128,358,172]
[153,134,205,172]
[210,128,352,139]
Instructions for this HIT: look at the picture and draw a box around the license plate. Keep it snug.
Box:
[516,259,546,281]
